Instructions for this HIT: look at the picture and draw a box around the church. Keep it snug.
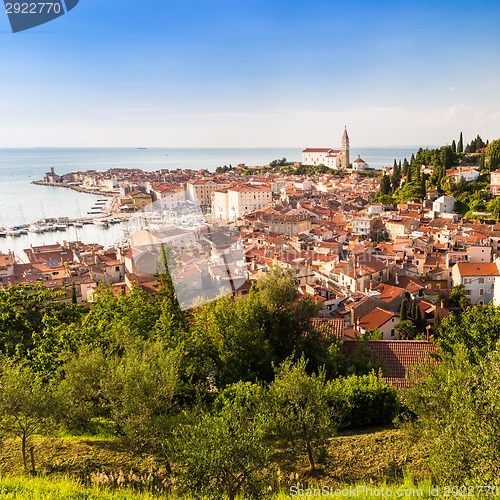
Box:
[302,127,350,168]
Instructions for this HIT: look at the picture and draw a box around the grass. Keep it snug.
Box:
[0,425,437,498]
[1,476,495,499]
[0,475,166,499]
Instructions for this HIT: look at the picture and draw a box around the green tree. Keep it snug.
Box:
[0,284,60,358]
[457,131,464,153]
[486,197,500,217]
[391,161,402,191]
[173,382,271,500]
[486,138,500,171]
[395,319,416,340]
[448,285,471,312]
[191,293,273,386]
[451,139,456,153]
[103,341,181,465]
[436,304,500,364]
[57,349,110,431]
[0,360,59,474]
[268,357,337,472]
[400,299,408,321]
[403,346,500,483]
[379,174,392,195]
[253,267,321,366]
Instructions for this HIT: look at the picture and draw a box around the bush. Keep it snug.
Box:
[329,372,399,429]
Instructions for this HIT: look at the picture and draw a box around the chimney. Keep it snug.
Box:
[395,273,399,285]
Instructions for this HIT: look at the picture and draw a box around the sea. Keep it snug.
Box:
[0,147,418,257]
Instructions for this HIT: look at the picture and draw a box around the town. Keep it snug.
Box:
[1,130,500,388]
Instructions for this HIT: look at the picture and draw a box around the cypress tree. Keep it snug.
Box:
[433,312,440,335]
[451,140,456,153]
[400,298,408,321]
[415,307,424,332]
[404,159,411,183]
[457,132,464,153]
[420,175,426,199]
[380,174,392,195]
[391,161,402,191]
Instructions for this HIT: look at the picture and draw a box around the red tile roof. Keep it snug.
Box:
[311,318,345,339]
[343,340,438,387]
[455,262,499,277]
[358,307,398,331]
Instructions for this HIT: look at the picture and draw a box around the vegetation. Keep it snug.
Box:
[1,244,500,495]
[374,133,497,212]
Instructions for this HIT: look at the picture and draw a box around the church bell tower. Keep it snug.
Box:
[342,126,350,168]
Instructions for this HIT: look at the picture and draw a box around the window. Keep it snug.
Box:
[478,277,485,284]
[391,329,395,337]
[480,289,484,296]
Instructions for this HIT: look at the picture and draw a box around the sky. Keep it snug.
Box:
[0,0,499,147]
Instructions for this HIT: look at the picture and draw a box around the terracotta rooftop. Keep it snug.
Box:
[358,307,398,331]
[455,262,500,277]
[343,340,438,387]
[311,318,345,339]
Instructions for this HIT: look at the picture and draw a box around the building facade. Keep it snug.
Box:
[302,127,350,168]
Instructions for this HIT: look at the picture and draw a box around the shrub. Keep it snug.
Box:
[329,372,399,429]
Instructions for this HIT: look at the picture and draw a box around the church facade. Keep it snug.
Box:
[302,127,350,168]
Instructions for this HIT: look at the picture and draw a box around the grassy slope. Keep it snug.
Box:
[0,426,432,497]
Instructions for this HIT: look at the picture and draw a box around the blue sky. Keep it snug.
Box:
[0,0,499,147]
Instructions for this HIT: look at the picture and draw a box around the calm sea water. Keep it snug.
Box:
[0,147,417,255]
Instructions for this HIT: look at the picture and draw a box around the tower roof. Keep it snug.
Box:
[342,126,349,141]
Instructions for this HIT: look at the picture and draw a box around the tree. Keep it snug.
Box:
[191,293,273,386]
[448,285,471,312]
[379,174,392,195]
[486,138,500,171]
[102,341,181,465]
[57,349,110,431]
[391,161,402,191]
[403,159,411,182]
[0,284,60,358]
[403,346,500,483]
[0,360,59,474]
[400,299,408,321]
[457,131,464,153]
[252,267,321,365]
[486,197,500,218]
[173,382,272,500]
[436,304,500,364]
[451,139,456,153]
[395,319,416,340]
[268,357,338,472]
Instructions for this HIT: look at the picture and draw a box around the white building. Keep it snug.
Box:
[451,260,500,305]
[433,195,455,214]
[150,184,178,210]
[446,167,479,183]
[212,184,273,222]
[351,155,368,171]
[302,127,350,168]
[358,307,399,340]
[187,179,229,210]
